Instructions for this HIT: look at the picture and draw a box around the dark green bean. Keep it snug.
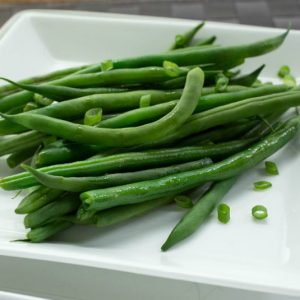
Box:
[79,116,299,214]
[16,187,63,214]
[94,197,173,227]
[230,64,265,87]
[24,193,80,229]
[23,158,213,192]
[169,22,204,50]
[27,220,72,242]
[195,36,217,46]
[179,120,259,146]
[161,177,237,251]
[2,68,204,147]
[6,146,36,168]
[0,131,45,157]
[0,139,255,190]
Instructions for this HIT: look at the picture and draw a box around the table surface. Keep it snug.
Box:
[1,0,300,29]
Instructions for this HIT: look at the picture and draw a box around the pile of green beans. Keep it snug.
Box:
[0,22,299,251]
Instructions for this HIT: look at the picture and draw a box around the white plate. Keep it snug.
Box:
[1,10,300,297]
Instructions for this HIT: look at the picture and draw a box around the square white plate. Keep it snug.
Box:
[1,10,300,297]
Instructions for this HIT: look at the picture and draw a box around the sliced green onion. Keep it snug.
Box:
[278,65,290,78]
[252,205,268,220]
[265,161,279,175]
[215,74,229,92]
[283,74,296,88]
[84,108,103,126]
[101,60,114,71]
[254,181,272,190]
[23,102,40,112]
[139,94,151,108]
[163,60,181,77]
[174,195,193,209]
[217,203,230,224]
[34,94,53,106]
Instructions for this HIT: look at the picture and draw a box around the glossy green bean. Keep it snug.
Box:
[0,139,255,190]
[23,158,213,192]
[2,68,204,147]
[79,116,299,214]
[161,177,237,251]
[24,193,80,229]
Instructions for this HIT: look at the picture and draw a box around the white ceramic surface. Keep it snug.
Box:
[0,10,300,298]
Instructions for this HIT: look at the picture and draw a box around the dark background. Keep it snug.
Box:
[1,0,300,29]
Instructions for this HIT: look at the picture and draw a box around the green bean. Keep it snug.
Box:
[6,105,25,115]
[47,66,188,88]
[230,65,265,87]
[161,177,237,251]
[0,131,45,156]
[243,110,286,138]
[1,78,129,101]
[0,89,183,135]
[94,197,173,227]
[23,158,213,192]
[147,91,300,147]
[0,139,255,190]
[112,30,288,68]
[27,220,72,242]
[79,116,299,214]
[6,147,36,168]
[100,84,289,130]
[24,193,80,229]
[169,22,204,50]
[195,36,217,46]
[15,187,63,214]
[0,91,34,112]
[2,68,204,147]
[33,143,97,167]
[179,120,259,146]
[156,70,219,89]
[0,65,88,97]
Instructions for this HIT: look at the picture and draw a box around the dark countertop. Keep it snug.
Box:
[1,0,300,29]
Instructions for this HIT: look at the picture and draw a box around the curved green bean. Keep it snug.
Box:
[2,68,204,147]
